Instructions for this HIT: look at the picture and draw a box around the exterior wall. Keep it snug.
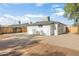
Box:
[58,24,66,35]
[0,26,27,34]
[50,23,66,35]
[12,27,27,33]
[21,27,27,32]
[68,26,78,33]
[54,24,58,35]
[50,24,54,35]
[27,25,51,35]
[1,27,13,34]
[27,24,66,36]
[50,24,58,35]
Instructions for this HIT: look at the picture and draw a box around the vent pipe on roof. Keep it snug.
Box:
[47,16,50,21]
[18,21,21,24]
[29,21,32,24]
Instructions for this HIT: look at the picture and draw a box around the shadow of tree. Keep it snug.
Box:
[0,35,39,49]
[0,35,66,56]
[0,39,41,56]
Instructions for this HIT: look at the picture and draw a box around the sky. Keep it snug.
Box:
[0,3,74,26]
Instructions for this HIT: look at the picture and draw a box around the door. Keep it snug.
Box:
[54,24,58,35]
[54,29,58,35]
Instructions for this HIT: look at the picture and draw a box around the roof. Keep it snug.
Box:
[7,23,28,27]
[27,21,66,26]
[0,21,66,27]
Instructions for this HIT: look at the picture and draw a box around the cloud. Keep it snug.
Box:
[55,8,64,12]
[54,5,59,7]
[51,4,59,8]
[4,14,17,19]
[0,16,16,25]
[12,3,22,5]
[0,14,31,25]
[52,12,64,16]
[35,3,44,7]
[25,14,45,17]
[0,14,46,25]
[2,3,22,8]
[51,7,64,16]
[51,7,64,12]
[16,16,31,23]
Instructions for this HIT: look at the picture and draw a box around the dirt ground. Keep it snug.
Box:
[0,34,12,40]
[33,33,79,51]
[0,33,79,56]
[0,43,79,56]
[22,43,79,56]
[0,33,28,40]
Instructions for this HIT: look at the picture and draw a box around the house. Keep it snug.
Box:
[27,16,67,36]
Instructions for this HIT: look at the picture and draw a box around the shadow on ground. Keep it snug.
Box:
[0,35,79,56]
[0,39,40,56]
[0,35,41,56]
[0,35,37,48]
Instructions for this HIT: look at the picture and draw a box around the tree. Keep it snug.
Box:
[64,3,79,25]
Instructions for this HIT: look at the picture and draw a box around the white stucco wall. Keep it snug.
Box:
[27,25,51,35]
[50,24,56,35]
[50,24,58,35]
[27,23,66,36]
[58,23,66,34]
[50,23,66,35]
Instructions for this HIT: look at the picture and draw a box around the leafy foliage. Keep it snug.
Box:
[64,3,79,24]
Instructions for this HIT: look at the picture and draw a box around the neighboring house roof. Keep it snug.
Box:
[27,21,66,26]
[7,23,28,27]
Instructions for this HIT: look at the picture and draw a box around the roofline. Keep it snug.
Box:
[27,21,66,26]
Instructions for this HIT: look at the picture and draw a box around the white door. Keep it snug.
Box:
[54,24,58,35]
[54,30,58,35]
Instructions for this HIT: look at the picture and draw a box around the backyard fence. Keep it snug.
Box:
[68,26,79,34]
[0,26,27,34]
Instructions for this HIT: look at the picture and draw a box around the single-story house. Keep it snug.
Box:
[27,17,67,36]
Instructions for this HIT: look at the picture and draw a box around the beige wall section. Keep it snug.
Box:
[21,27,27,32]
[68,26,78,33]
[0,27,13,34]
[0,26,27,34]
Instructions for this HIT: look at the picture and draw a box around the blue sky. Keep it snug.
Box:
[0,3,74,26]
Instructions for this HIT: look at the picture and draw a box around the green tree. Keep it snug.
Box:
[64,3,79,25]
